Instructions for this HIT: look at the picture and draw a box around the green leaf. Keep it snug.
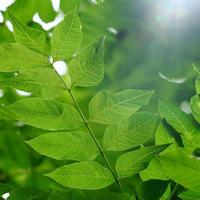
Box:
[155,122,176,146]
[26,131,99,161]
[69,38,105,88]
[7,97,82,131]
[0,68,65,98]
[103,112,159,151]
[140,123,175,181]
[179,190,200,200]
[135,180,169,200]
[116,144,168,178]
[159,101,196,135]
[9,188,48,200]
[160,147,200,191]
[140,158,169,181]
[190,95,200,124]
[0,183,12,196]
[9,14,46,54]
[89,89,154,124]
[0,43,49,72]
[51,8,82,60]
[46,161,114,190]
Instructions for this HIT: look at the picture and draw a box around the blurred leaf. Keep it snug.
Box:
[190,95,200,124]
[179,190,200,200]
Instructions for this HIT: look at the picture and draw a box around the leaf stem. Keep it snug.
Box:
[51,66,123,192]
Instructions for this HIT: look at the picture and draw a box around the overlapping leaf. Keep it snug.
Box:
[89,89,154,124]
[69,38,105,88]
[51,8,82,60]
[103,112,159,151]
[26,131,99,161]
[0,43,49,72]
[190,95,200,124]
[179,190,200,200]
[9,14,46,54]
[0,68,65,98]
[46,161,114,190]
[159,101,196,135]
[116,144,168,178]
[160,147,200,191]
[140,122,175,181]
[7,97,82,130]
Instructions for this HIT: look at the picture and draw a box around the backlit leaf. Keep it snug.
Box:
[51,8,82,60]
[89,89,154,124]
[0,68,65,98]
[46,161,114,190]
[159,101,196,135]
[69,38,105,88]
[190,95,200,124]
[26,131,99,161]
[7,97,82,131]
[9,14,46,54]
[0,43,49,72]
[103,112,159,151]
[160,147,200,191]
[116,144,168,178]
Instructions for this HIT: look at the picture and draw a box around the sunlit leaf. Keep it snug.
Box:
[190,95,200,124]
[26,131,99,161]
[69,38,105,88]
[159,101,196,135]
[7,97,83,130]
[9,14,46,54]
[160,147,200,191]
[0,43,49,72]
[0,68,65,98]
[103,112,159,151]
[116,144,168,178]
[46,161,114,190]
[51,8,82,60]
[89,89,154,124]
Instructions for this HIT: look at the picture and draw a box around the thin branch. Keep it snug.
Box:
[51,66,123,192]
